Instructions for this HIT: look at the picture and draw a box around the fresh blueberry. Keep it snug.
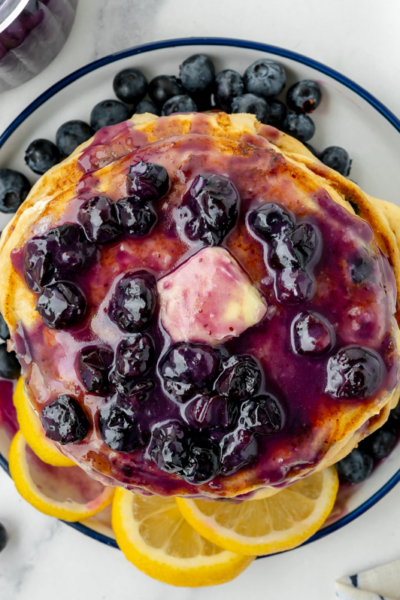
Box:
[250,202,294,241]
[283,113,315,143]
[78,196,122,244]
[134,99,161,116]
[56,120,94,158]
[215,356,262,403]
[37,282,86,329]
[286,80,322,114]
[116,197,157,236]
[267,100,287,128]
[149,420,188,474]
[0,169,31,213]
[360,428,397,460]
[148,75,183,107]
[160,342,220,402]
[161,94,197,116]
[239,394,282,435]
[25,139,60,175]
[182,173,239,246]
[183,440,220,484]
[0,345,21,379]
[109,271,157,333]
[99,395,143,453]
[0,523,7,553]
[290,223,319,266]
[292,312,332,356]
[113,68,148,105]
[231,93,270,123]
[320,146,352,177]
[276,269,313,304]
[0,311,10,341]
[180,54,215,95]
[336,448,373,484]
[127,161,169,203]
[326,347,382,400]
[109,371,154,398]
[350,255,373,284]
[220,428,258,476]
[90,100,130,132]
[185,394,230,429]
[24,224,97,293]
[215,69,244,111]
[304,142,320,157]
[78,346,113,395]
[116,334,153,378]
[244,59,286,99]
[41,395,89,444]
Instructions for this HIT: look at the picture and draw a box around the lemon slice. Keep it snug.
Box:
[112,487,254,587]
[9,431,114,522]
[13,377,74,467]
[176,467,339,556]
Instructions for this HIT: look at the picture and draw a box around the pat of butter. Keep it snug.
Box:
[157,247,267,345]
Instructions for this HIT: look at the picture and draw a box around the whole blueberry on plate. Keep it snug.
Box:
[183,439,220,484]
[231,93,270,123]
[56,120,94,158]
[148,75,183,107]
[215,69,244,111]
[0,523,8,553]
[267,100,287,128]
[149,420,188,474]
[113,68,148,104]
[244,59,286,99]
[99,395,144,453]
[336,448,373,484]
[78,346,114,395]
[286,80,322,114]
[134,99,160,116]
[179,54,215,94]
[90,100,130,132]
[360,428,397,460]
[0,311,9,341]
[109,271,157,333]
[283,113,315,142]
[25,139,60,175]
[326,346,382,400]
[0,344,21,379]
[320,146,352,176]
[78,196,122,244]
[41,395,89,444]
[37,282,86,329]
[116,197,157,236]
[162,94,197,116]
[0,168,31,213]
[127,161,169,203]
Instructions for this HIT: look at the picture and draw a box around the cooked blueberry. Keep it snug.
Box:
[185,394,230,429]
[361,428,396,460]
[37,282,86,329]
[269,238,301,270]
[220,428,258,476]
[56,120,94,158]
[78,196,122,244]
[0,311,10,341]
[215,69,245,111]
[161,94,197,116]
[244,59,286,99]
[78,346,113,394]
[216,356,262,403]
[290,223,319,266]
[109,271,157,333]
[286,80,322,114]
[25,139,60,175]
[163,380,195,403]
[276,269,313,304]
[116,334,153,378]
[180,54,215,94]
[149,420,188,474]
[99,395,143,453]
[148,75,183,107]
[183,440,220,484]
[109,371,154,398]
[90,100,130,132]
[267,100,287,128]
[231,93,270,123]
[183,173,239,246]
[326,347,382,400]
[283,113,315,142]
[336,448,373,484]
[0,168,31,213]
[292,312,332,356]
[41,395,89,444]
[24,224,97,292]
[0,344,21,379]
[239,395,282,434]
[113,68,147,104]
[160,342,219,402]
[117,197,156,237]
[320,146,352,177]
[127,161,169,203]
[0,523,7,553]
[250,202,294,241]
[134,99,161,116]
[350,255,373,284]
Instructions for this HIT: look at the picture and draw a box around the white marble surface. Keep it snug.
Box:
[1,0,400,598]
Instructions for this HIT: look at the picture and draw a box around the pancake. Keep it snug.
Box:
[0,111,399,498]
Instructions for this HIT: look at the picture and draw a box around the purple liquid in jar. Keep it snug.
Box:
[0,0,78,91]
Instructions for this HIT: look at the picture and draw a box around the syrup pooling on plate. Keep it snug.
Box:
[9,120,398,497]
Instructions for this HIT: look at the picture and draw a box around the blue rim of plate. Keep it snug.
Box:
[0,36,400,554]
